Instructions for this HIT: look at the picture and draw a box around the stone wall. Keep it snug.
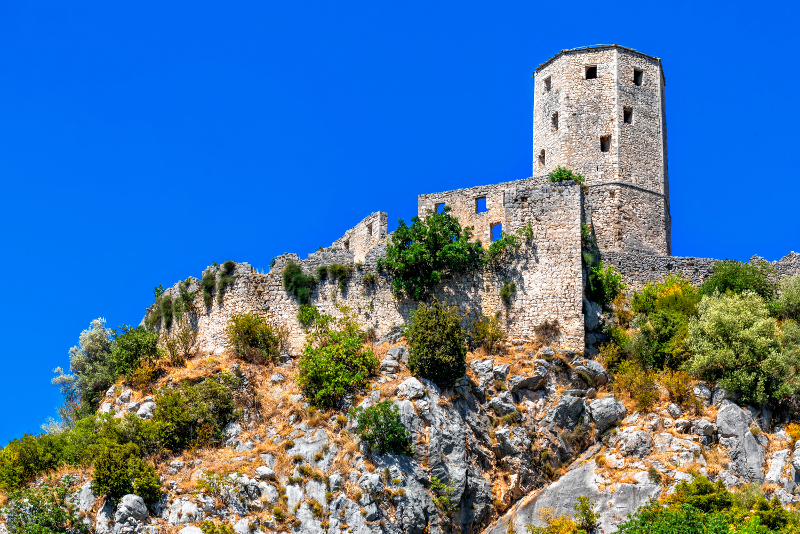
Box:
[331,211,388,263]
[149,182,586,356]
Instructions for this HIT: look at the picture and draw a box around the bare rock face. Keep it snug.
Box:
[589,396,626,434]
[716,400,766,484]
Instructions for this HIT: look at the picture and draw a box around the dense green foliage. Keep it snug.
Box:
[687,291,800,404]
[283,261,317,305]
[405,298,467,388]
[2,476,90,534]
[92,441,162,502]
[202,269,216,308]
[500,280,516,306]
[485,231,521,267]
[586,262,626,306]
[773,274,800,322]
[327,263,352,293]
[470,313,504,352]
[700,259,776,301]
[548,165,585,184]
[348,401,413,454]
[216,260,237,304]
[226,313,286,363]
[111,325,161,377]
[617,476,800,534]
[378,206,485,300]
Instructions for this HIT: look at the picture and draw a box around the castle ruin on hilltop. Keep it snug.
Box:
[151,45,799,356]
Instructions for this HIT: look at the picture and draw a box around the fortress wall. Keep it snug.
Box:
[416,176,549,244]
[331,211,388,263]
[617,48,667,193]
[150,183,586,358]
[585,185,669,255]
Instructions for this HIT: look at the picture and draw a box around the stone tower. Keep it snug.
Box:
[533,45,671,255]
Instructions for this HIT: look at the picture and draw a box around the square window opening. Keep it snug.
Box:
[544,76,552,92]
[538,149,545,167]
[633,68,643,86]
[600,135,611,153]
[551,112,559,131]
[585,65,597,79]
[435,203,446,214]
[623,107,633,124]
[475,197,487,214]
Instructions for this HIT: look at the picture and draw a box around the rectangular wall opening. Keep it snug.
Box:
[623,107,633,124]
[544,76,552,92]
[367,223,373,236]
[551,112,559,131]
[475,196,487,213]
[633,68,643,86]
[600,135,611,152]
[343,240,350,251]
[435,203,446,213]
[585,65,597,79]
[538,149,545,167]
[491,223,503,242]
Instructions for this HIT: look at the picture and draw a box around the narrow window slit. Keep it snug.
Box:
[600,135,611,152]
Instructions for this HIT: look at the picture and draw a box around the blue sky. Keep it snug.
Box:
[0,1,797,445]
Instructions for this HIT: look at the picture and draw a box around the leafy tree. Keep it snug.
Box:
[348,401,413,454]
[111,325,161,377]
[405,298,467,388]
[700,259,776,301]
[379,206,484,300]
[688,291,800,404]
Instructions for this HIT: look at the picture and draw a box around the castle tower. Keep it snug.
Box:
[533,45,671,255]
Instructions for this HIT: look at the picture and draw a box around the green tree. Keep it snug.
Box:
[405,298,467,388]
[348,401,413,454]
[91,441,161,502]
[111,325,161,377]
[700,259,776,301]
[379,206,484,301]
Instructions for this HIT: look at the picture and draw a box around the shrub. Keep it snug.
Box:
[363,272,377,286]
[471,313,504,353]
[283,261,317,305]
[573,496,599,532]
[112,325,161,377]
[486,231,521,267]
[405,298,467,388]
[500,280,516,306]
[632,274,698,316]
[216,260,237,305]
[534,319,561,345]
[92,441,161,502]
[3,476,90,534]
[201,521,235,534]
[548,165,585,184]
[328,263,352,293]
[163,318,197,365]
[296,331,378,408]
[773,274,800,322]
[160,293,174,329]
[700,259,776,301]
[430,476,459,512]
[587,262,626,306]
[348,401,413,454]
[226,313,286,363]
[378,206,484,300]
[0,433,66,491]
[613,360,658,411]
[202,269,216,308]
[609,293,634,328]
[659,368,694,406]
[687,291,800,404]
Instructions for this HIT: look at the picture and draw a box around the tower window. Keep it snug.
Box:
[491,223,503,242]
[544,76,552,92]
[367,223,373,236]
[623,107,633,124]
[600,135,611,152]
[538,150,545,167]
[435,203,446,213]
[475,196,487,213]
[633,68,643,86]
[551,112,559,131]
[585,66,597,79]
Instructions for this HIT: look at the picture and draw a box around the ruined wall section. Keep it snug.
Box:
[584,185,668,255]
[417,176,549,244]
[599,252,716,290]
[331,211,388,263]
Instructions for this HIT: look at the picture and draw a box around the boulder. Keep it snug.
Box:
[493,364,511,380]
[179,528,203,534]
[693,383,712,401]
[470,359,495,380]
[137,401,156,419]
[667,403,682,418]
[675,418,692,433]
[589,396,626,434]
[489,394,517,416]
[255,465,275,479]
[507,373,546,393]
[397,377,425,399]
[269,372,285,383]
[387,345,408,364]
[693,419,717,437]
[765,449,795,490]
[115,494,149,523]
[543,395,585,431]
[116,389,132,404]
[583,298,603,331]
[621,431,653,458]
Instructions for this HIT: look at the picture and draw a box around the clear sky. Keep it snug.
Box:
[0,1,797,445]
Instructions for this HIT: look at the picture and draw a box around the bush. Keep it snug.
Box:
[659,368,694,406]
[700,259,776,301]
[202,269,216,308]
[379,206,485,301]
[216,260,237,304]
[160,293,174,329]
[586,262,626,306]
[0,433,66,492]
[471,313,504,353]
[201,521,235,534]
[405,298,467,388]
[687,291,800,404]
[613,360,658,411]
[486,231,521,267]
[548,165,585,184]
[632,274,698,316]
[92,441,161,502]
[112,325,161,377]
[348,401,413,454]
[226,313,286,363]
[773,274,800,322]
[573,496,599,532]
[283,261,317,305]
[500,280,516,306]
[328,263,352,293]
[297,331,378,408]
[3,476,90,534]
